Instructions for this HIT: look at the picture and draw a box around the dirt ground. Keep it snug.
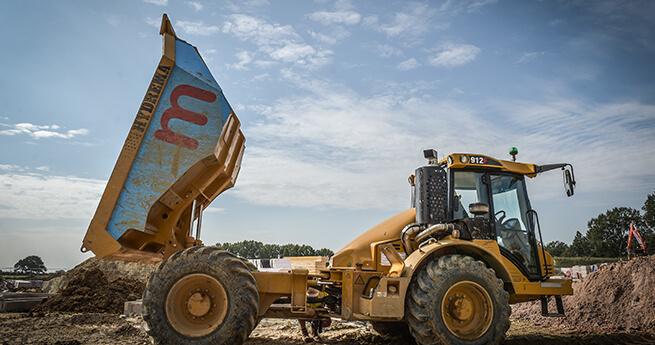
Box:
[3,256,655,344]
[1,312,655,345]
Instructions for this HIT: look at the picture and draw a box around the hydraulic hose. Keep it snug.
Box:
[415,223,456,245]
[401,224,427,256]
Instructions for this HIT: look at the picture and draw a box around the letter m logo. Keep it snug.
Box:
[154,85,217,149]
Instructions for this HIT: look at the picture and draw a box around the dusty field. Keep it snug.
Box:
[1,312,655,345]
[3,256,655,344]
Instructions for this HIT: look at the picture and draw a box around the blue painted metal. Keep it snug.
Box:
[106,38,231,240]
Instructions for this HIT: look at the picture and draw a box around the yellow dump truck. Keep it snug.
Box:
[82,15,576,345]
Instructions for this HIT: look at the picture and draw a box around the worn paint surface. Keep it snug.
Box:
[106,38,231,239]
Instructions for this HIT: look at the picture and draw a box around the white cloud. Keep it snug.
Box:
[145,17,160,28]
[516,51,545,64]
[0,122,88,139]
[467,0,498,12]
[374,3,437,37]
[233,73,655,213]
[270,43,316,62]
[0,165,23,171]
[375,44,403,58]
[222,14,299,47]
[222,14,332,68]
[230,50,254,70]
[187,1,203,11]
[0,173,105,220]
[176,20,221,36]
[397,58,420,70]
[428,42,481,67]
[226,0,269,11]
[309,11,361,25]
[142,0,168,6]
[334,0,355,11]
[310,26,351,45]
[236,80,501,210]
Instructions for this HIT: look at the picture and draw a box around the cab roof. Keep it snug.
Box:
[439,153,538,178]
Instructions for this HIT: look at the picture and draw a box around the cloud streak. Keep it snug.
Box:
[428,42,481,67]
[0,122,88,139]
[222,14,332,69]
[176,20,221,36]
[234,76,655,212]
[0,172,105,220]
[309,11,361,26]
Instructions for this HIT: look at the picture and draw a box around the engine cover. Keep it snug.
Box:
[413,165,448,224]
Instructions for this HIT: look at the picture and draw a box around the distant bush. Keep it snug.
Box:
[553,256,621,269]
[215,240,334,259]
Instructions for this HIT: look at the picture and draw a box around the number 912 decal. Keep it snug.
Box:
[470,156,501,166]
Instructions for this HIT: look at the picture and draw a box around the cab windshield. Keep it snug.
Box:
[490,174,539,275]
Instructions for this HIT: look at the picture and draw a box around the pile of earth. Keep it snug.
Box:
[512,255,655,332]
[32,267,145,314]
[43,257,156,294]
[32,257,155,314]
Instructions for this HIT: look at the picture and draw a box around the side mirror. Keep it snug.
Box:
[563,169,575,197]
[469,202,489,218]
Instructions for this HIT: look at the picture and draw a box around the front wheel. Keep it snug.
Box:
[142,246,259,345]
[406,255,510,345]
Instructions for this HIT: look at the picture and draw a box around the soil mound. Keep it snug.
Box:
[43,257,155,294]
[512,255,655,332]
[32,267,145,314]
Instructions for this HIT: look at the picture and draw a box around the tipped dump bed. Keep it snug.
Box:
[82,15,245,263]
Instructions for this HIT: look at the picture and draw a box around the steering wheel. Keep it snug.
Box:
[494,210,506,223]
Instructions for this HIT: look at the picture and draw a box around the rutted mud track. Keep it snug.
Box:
[1,313,654,345]
[2,256,654,344]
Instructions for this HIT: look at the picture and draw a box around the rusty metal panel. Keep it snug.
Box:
[82,15,244,260]
[105,38,230,240]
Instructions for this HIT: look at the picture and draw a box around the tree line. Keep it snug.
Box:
[215,240,334,259]
[545,189,655,258]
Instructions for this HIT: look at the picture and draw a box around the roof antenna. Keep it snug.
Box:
[509,147,518,162]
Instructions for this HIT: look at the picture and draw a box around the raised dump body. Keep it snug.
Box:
[82,15,245,263]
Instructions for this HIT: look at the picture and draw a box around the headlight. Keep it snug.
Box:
[447,156,454,165]
[459,154,469,164]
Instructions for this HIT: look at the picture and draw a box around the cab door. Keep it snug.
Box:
[488,173,542,279]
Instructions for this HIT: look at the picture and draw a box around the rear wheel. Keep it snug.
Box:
[142,246,259,345]
[406,255,510,345]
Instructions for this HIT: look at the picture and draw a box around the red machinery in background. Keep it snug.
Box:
[627,222,648,259]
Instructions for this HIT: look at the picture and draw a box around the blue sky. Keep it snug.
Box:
[1,0,654,270]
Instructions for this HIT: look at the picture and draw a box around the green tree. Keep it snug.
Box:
[14,255,47,275]
[643,189,655,229]
[586,207,645,257]
[562,231,591,257]
[315,248,335,257]
[544,240,569,257]
[215,240,334,259]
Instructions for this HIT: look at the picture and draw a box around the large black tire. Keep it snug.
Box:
[406,255,510,345]
[142,246,259,345]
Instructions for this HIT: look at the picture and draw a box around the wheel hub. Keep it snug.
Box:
[442,281,493,340]
[166,273,229,337]
[187,292,211,317]
[451,295,473,320]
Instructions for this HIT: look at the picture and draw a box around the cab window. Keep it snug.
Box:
[489,174,539,275]
[452,171,489,219]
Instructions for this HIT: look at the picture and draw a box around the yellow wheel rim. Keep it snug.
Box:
[441,281,493,340]
[165,273,228,337]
